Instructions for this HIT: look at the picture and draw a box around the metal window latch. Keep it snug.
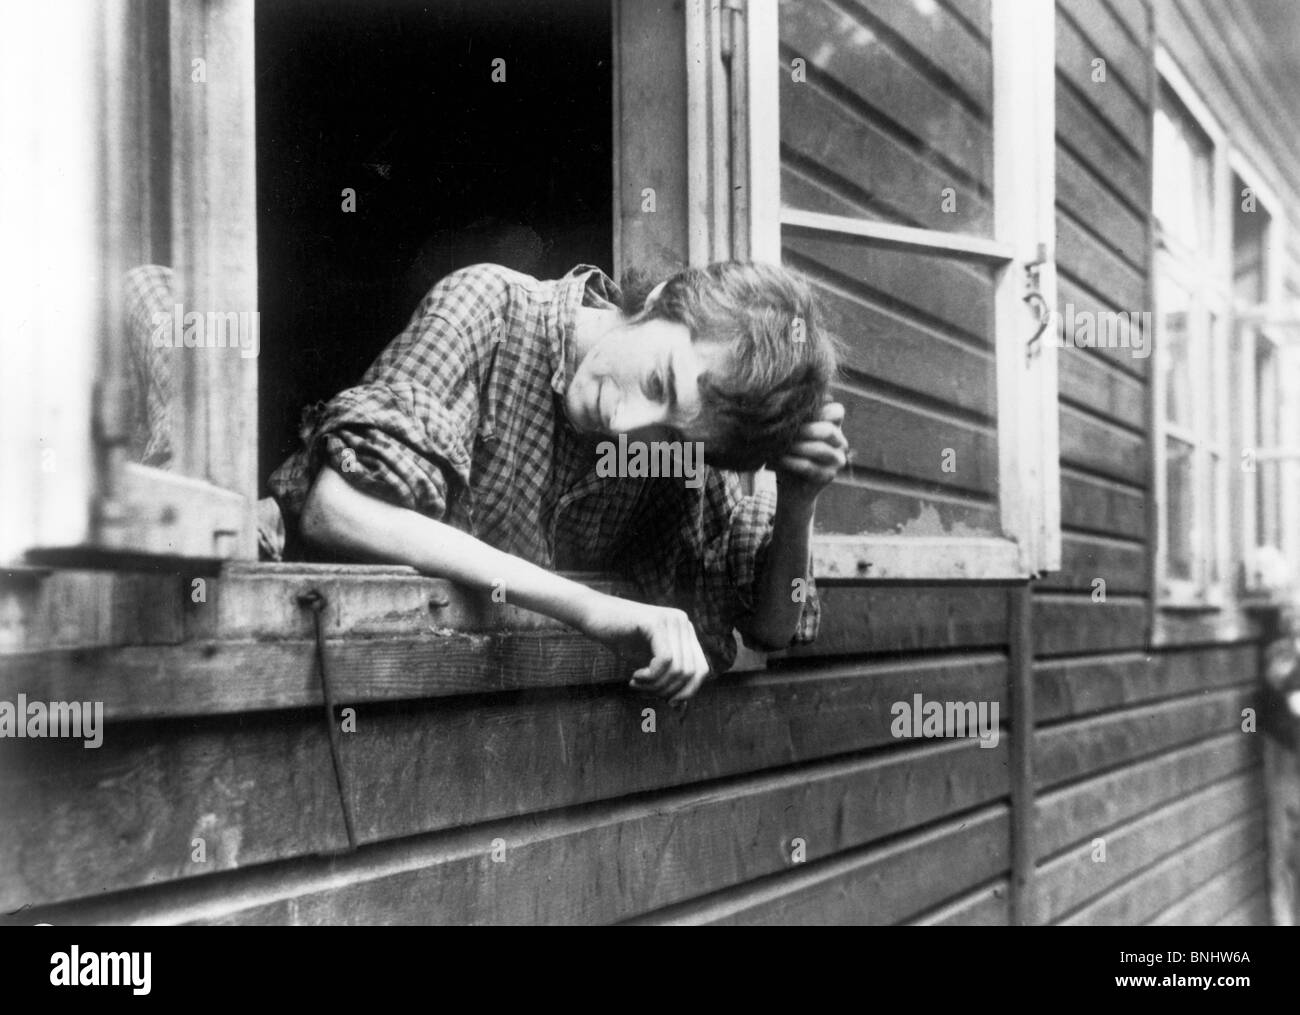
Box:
[1024,244,1050,363]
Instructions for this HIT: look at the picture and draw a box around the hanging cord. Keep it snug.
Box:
[297,589,359,853]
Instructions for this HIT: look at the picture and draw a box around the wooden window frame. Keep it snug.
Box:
[11,0,258,570]
[1231,151,1299,591]
[1152,48,1233,609]
[728,0,1060,581]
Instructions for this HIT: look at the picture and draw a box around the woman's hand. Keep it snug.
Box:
[773,402,849,504]
[578,594,711,703]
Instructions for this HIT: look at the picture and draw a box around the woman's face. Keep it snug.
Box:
[565,318,728,444]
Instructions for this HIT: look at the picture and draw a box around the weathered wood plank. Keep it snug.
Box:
[1153,613,1261,649]
[782,162,873,219]
[1,633,627,721]
[778,586,1008,658]
[1058,404,1148,487]
[1035,772,1259,923]
[780,0,992,186]
[1035,644,1254,724]
[0,656,1009,909]
[1146,845,1268,926]
[1061,816,1263,925]
[1162,0,1300,180]
[1057,335,1147,431]
[1037,532,1148,594]
[850,0,992,113]
[783,228,994,344]
[1101,0,1150,46]
[812,478,1000,540]
[0,570,185,653]
[1059,470,1147,540]
[1057,145,1148,273]
[1057,212,1148,312]
[1036,730,1259,857]
[1034,686,1256,788]
[635,804,1009,925]
[1056,9,1149,150]
[1056,80,1148,215]
[1056,276,1151,379]
[1032,593,1148,656]
[909,879,1009,925]
[195,564,628,641]
[1059,0,1150,101]
[781,79,993,234]
[1214,890,1269,927]
[835,386,997,497]
[14,736,1009,926]
[943,0,991,42]
[807,275,996,417]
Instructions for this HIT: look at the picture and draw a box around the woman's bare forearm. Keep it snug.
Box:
[748,490,816,651]
[300,466,604,629]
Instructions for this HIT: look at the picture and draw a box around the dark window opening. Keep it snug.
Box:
[255,0,613,486]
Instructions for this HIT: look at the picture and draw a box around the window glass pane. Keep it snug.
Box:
[782,226,1000,538]
[1232,172,1270,304]
[1256,338,1280,446]
[1256,338,1281,547]
[1158,273,1193,428]
[106,0,175,470]
[1154,85,1214,255]
[1258,460,1281,550]
[779,0,994,237]
[1209,311,1223,440]
[1166,436,1196,583]
[1207,450,1221,587]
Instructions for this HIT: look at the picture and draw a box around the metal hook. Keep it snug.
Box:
[1024,291,1050,362]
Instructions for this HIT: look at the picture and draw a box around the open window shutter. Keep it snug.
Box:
[723,0,1059,580]
[12,0,258,570]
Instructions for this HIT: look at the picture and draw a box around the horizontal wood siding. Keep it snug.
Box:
[1030,0,1269,926]
[4,0,1285,928]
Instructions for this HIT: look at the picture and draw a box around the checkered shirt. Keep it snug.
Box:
[267,263,820,671]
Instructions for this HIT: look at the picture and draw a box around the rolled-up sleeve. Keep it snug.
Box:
[267,264,506,542]
[305,381,473,518]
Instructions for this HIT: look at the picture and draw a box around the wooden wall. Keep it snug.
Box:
[1031,0,1269,925]
[0,567,1015,925]
[1,0,1290,926]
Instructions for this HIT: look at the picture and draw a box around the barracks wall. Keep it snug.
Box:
[1,0,1292,925]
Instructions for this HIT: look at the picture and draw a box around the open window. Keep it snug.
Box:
[6,0,618,572]
[726,0,1060,580]
[254,0,613,481]
[5,0,258,568]
[1232,156,1300,594]
[1152,54,1231,607]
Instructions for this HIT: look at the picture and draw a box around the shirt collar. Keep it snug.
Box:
[550,264,620,398]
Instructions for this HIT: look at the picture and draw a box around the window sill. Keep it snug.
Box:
[0,562,644,721]
[1150,603,1264,648]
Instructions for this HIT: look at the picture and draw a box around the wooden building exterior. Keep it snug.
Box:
[3,0,1300,925]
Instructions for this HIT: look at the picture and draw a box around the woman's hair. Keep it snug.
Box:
[621,261,840,472]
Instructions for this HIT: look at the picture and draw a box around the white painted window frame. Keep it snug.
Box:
[1152,48,1233,608]
[734,0,1059,580]
[5,0,258,568]
[1230,151,1299,588]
